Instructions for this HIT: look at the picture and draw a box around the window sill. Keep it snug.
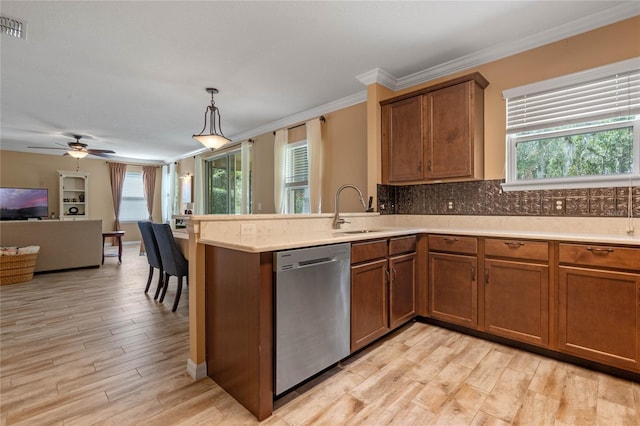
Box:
[502,175,640,192]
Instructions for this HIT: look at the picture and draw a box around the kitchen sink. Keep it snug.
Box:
[339,229,385,234]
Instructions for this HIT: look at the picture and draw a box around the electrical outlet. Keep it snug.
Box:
[240,223,256,235]
[555,199,565,211]
[447,200,455,211]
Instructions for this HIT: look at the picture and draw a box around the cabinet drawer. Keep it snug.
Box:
[351,240,388,264]
[389,235,416,256]
[559,244,640,271]
[485,238,548,261]
[428,235,477,255]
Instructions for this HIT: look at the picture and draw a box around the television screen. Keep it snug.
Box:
[0,187,49,220]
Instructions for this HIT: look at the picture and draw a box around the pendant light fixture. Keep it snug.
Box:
[193,88,231,149]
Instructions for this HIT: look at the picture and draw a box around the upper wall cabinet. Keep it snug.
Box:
[381,73,489,184]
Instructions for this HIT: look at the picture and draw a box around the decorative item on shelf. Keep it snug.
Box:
[78,193,84,202]
[72,198,77,202]
[184,203,194,215]
[68,206,79,215]
[192,87,231,149]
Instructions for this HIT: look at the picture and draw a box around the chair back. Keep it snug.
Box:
[138,221,162,269]
[151,223,188,278]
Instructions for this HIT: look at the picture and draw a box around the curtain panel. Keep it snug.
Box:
[142,166,157,220]
[306,118,323,213]
[108,162,127,239]
[273,129,288,214]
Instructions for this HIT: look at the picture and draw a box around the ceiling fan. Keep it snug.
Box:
[28,135,116,158]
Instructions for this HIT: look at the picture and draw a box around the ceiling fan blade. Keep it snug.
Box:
[27,146,67,150]
[87,149,116,154]
[87,152,114,158]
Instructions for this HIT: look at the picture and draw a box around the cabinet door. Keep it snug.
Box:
[381,96,424,183]
[429,252,477,328]
[484,259,549,347]
[558,266,640,371]
[424,81,472,180]
[389,253,416,329]
[351,259,389,351]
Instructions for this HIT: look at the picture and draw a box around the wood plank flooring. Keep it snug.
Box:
[1,244,638,425]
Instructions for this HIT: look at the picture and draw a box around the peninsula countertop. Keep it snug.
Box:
[177,213,640,252]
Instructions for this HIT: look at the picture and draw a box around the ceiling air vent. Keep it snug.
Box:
[1,16,25,39]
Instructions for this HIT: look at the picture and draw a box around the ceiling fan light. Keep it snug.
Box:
[68,150,88,159]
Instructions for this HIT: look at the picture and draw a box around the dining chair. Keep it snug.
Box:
[151,223,189,312]
[137,221,164,299]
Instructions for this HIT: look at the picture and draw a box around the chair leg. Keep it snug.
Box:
[144,266,154,293]
[172,276,183,312]
[153,268,164,300]
[159,273,170,303]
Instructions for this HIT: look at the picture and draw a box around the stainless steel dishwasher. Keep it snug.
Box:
[274,242,351,395]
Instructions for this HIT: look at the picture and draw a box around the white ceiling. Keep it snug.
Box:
[1,1,638,164]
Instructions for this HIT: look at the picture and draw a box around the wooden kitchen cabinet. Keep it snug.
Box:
[558,243,640,371]
[381,96,423,183]
[483,239,549,347]
[428,235,478,328]
[381,73,488,184]
[351,236,417,351]
[351,256,389,350]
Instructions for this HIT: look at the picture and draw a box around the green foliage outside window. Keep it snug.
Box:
[516,126,633,180]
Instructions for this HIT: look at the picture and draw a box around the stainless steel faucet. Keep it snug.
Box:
[332,184,367,229]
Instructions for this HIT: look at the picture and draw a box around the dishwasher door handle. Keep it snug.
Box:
[295,257,339,269]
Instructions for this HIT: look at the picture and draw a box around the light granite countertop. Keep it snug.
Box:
[190,213,640,252]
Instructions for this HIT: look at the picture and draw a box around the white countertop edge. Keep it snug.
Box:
[198,226,640,253]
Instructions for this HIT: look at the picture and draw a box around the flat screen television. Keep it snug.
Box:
[0,187,49,220]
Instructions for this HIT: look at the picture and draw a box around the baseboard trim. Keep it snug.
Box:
[186,358,207,380]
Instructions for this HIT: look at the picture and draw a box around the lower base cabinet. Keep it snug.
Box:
[558,243,640,372]
[351,258,389,350]
[558,266,640,371]
[351,236,416,352]
[484,259,549,346]
[429,253,477,328]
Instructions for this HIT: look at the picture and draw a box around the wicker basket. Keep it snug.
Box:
[0,253,39,285]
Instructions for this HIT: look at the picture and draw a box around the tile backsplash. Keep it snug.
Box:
[378,180,640,218]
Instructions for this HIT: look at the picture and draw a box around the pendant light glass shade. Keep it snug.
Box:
[193,88,231,149]
[67,150,89,159]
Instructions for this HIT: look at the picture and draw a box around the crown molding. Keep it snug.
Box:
[361,3,640,91]
[355,68,397,90]
[228,90,367,142]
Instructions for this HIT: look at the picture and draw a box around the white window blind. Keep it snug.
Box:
[120,172,148,221]
[285,142,308,186]
[506,65,640,134]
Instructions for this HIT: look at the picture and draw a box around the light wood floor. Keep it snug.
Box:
[1,244,638,425]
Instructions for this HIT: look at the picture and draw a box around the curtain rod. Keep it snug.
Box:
[273,115,326,135]
[105,161,163,167]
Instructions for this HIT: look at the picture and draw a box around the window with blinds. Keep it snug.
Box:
[503,58,640,191]
[284,140,310,213]
[120,172,148,221]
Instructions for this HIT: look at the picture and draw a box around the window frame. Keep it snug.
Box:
[502,57,640,191]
